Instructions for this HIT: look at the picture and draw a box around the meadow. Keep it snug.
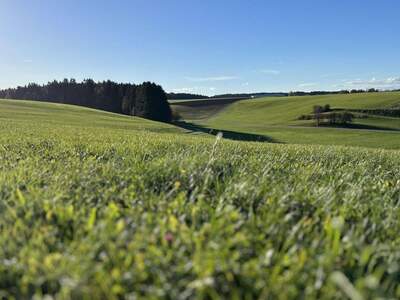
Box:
[1,99,400,299]
[172,92,400,149]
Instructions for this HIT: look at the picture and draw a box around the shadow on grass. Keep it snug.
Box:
[174,121,279,143]
[318,123,400,131]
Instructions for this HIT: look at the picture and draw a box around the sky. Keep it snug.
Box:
[1,0,400,95]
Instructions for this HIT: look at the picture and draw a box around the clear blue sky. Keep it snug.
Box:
[1,0,399,95]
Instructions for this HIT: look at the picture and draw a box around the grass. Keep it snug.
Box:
[170,98,243,121]
[171,92,400,149]
[207,92,400,125]
[0,99,183,134]
[1,99,400,299]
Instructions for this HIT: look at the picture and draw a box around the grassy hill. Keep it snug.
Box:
[1,99,400,299]
[172,92,400,149]
[0,99,183,134]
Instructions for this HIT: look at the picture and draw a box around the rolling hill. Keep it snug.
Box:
[1,98,400,298]
[0,99,183,134]
[171,92,400,149]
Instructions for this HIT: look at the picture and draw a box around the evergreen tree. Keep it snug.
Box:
[135,82,171,122]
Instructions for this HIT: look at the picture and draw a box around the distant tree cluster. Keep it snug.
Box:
[299,104,353,126]
[0,79,171,122]
[313,105,331,126]
[288,88,380,97]
[349,88,379,93]
[324,111,354,125]
[289,91,349,97]
[347,107,400,118]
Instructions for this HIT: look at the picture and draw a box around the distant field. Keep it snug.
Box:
[169,96,248,104]
[170,97,246,121]
[207,92,400,126]
[1,99,400,299]
[173,92,400,149]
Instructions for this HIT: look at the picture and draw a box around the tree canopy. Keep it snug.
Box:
[0,79,172,122]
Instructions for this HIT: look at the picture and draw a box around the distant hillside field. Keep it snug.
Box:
[172,92,400,149]
[170,97,246,121]
[1,99,400,299]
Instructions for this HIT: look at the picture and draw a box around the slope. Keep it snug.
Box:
[203,92,400,149]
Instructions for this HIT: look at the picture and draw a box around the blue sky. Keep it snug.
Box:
[1,0,399,95]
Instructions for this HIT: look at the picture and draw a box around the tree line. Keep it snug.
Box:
[167,92,289,100]
[167,92,209,100]
[0,79,172,122]
[167,88,390,101]
[288,88,380,97]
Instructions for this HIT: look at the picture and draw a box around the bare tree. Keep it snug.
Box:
[313,105,323,126]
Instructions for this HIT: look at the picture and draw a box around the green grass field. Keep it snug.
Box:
[170,98,242,121]
[0,99,183,134]
[172,92,400,149]
[1,98,400,299]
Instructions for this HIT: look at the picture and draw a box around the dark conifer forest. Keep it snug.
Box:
[0,79,172,122]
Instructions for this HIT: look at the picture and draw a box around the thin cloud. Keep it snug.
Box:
[169,86,216,94]
[185,75,238,82]
[321,73,344,78]
[298,82,318,88]
[260,69,280,75]
[23,59,33,63]
[334,77,400,89]
[170,87,198,93]
[346,77,400,86]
